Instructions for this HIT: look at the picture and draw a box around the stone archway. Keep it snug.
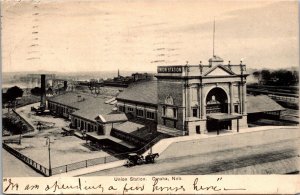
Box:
[205,87,230,131]
[206,87,228,114]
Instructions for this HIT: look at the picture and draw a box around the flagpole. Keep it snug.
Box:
[213,17,215,57]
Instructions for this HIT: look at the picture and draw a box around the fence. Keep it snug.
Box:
[12,109,35,132]
[3,139,21,144]
[51,134,164,175]
[268,94,299,103]
[3,143,50,176]
[3,133,165,176]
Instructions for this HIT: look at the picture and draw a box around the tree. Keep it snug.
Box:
[260,70,271,84]
[31,87,42,96]
[5,86,23,111]
[292,71,299,85]
[6,86,23,101]
[2,92,8,105]
[252,71,261,84]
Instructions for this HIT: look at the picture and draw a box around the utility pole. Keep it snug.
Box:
[46,137,52,176]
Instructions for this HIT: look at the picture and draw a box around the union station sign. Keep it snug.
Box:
[157,66,183,73]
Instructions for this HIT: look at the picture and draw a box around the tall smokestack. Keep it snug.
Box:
[64,81,68,90]
[40,74,46,110]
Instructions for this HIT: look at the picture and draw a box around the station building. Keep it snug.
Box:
[47,55,285,140]
[117,56,250,136]
[48,93,127,135]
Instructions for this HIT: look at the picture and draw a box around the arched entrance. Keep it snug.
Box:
[206,87,230,131]
[206,87,228,114]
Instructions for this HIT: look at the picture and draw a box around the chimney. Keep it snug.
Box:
[40,74,46,110]
[64,81,68,90]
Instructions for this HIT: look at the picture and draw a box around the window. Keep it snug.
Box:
[128,107,134,112]
[164,106,177,118]
[196,126,200,134]
[173,108,177,118]
[234,105,239,113]
[146,111,155,119]
[137,109,144,117]
[119,106,125,112]
[163,119,166,125]
[193,108,198,117]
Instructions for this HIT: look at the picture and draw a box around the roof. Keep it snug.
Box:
[207,113,242,121]
[204,64,236,76]
[48,92,87,109]
[85,132,136,148]
[117,81,158,105]
[114,121,145,133]
[209,55,224,62]
[247,95,285,114]
[49,92,116,121]
[117,83,284,115]
[95,113,128,123]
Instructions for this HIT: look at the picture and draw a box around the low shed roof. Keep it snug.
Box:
[49,92,115,122]
[207,113,242,121]
[95,113,128,123]
[247,95,285,114]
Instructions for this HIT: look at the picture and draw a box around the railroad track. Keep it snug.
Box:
[157,149,298,175]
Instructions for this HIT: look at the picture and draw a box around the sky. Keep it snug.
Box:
[1,0,299,72]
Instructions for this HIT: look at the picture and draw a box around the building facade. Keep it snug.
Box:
[117,56,249,136]
[156,56,248,135]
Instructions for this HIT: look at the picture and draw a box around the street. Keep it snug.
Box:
[81,127,300,176]
[2,149,42,177]
[2,127,299,176]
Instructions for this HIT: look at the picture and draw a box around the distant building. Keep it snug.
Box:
[132,72,152,82]
[103,70,153,87]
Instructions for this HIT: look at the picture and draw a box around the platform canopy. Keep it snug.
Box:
[207,113,242,121]
[247,95,285,114]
